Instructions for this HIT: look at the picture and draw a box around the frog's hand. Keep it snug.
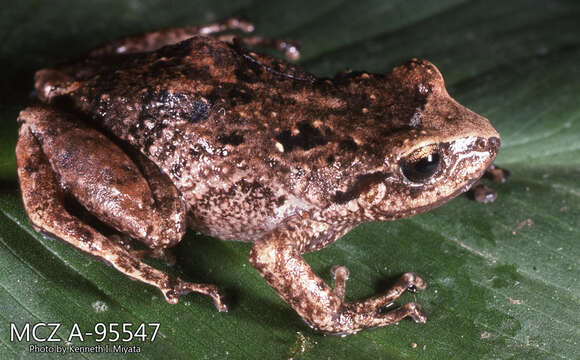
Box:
[468,163,510,203]
[249,218,426,335]
[16,105,227,312]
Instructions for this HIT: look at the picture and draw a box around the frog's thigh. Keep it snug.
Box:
[249,221,427,335]
[16,107,226,310]
[18,106,185,250]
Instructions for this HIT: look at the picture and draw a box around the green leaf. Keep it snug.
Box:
[1,1,579,359]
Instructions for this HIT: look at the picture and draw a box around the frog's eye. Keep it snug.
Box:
[400,144,441,183]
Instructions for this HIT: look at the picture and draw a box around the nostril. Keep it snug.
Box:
[489,137,501,150]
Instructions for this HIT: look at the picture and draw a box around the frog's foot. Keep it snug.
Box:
[16,105,225,311]
[331,265,426,319]
[367,272,427,308]
[332,269,427,325]
[250,225,428,335]
[335,301,426,336]
[88,16,300,60]
[164,279,228,312]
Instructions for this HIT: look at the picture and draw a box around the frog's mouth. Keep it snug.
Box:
[377,172,485,222]
[400,135,500,217]
[368,135,500,221]
[414,174,482,214]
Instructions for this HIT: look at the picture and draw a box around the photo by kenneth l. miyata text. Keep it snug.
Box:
[29,344,141,355]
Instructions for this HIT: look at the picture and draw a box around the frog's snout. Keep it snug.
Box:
[474,135,501,159]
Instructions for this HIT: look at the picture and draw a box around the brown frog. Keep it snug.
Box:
[16,18,502,335]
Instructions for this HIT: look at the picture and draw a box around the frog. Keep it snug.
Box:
[16,17,502,335]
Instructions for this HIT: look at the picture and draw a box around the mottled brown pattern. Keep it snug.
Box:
[17,18,501,334]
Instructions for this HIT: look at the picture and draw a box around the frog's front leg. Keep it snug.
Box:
[16,105,226,311]
[249,218,427,335]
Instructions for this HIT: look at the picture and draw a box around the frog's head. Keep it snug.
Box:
[355,59,500,220]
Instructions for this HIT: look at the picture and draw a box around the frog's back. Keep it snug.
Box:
[39,37,353,240]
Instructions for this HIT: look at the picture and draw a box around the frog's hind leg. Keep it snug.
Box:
[89,17,253,56]
[88,17,300,60]
[216,34,300,60]
[19,106,186,251]
[16,105,227,311]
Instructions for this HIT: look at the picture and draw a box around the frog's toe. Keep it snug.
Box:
[406,302,428,323]
[359,272,427,311]
[330,265,350,281]
[401,272,427,292]
[162,290,180,305]
[487,163,511,183]
[330,265,350,301]
[281,41,301,61]
[471,184,498,203]
[210,290,229,312]
[328,300,427,334]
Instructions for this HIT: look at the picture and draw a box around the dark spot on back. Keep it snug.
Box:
[227,88,253,106]
[276,121,327,152]
[339,137,358,152]
[240,179,262,193]
[24,160,39,174]
[149,59,176,78]
[189,100,210,123]
[207,83,253,107]
[206,85,228,105]
[158,38,194,57]
[276,196,286,206]
[332,172,390,204]
[209,45,237,68]
[218,131,244,146]
[140,89,209,125]
[189,147,200,157]
[180,65,211,81]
